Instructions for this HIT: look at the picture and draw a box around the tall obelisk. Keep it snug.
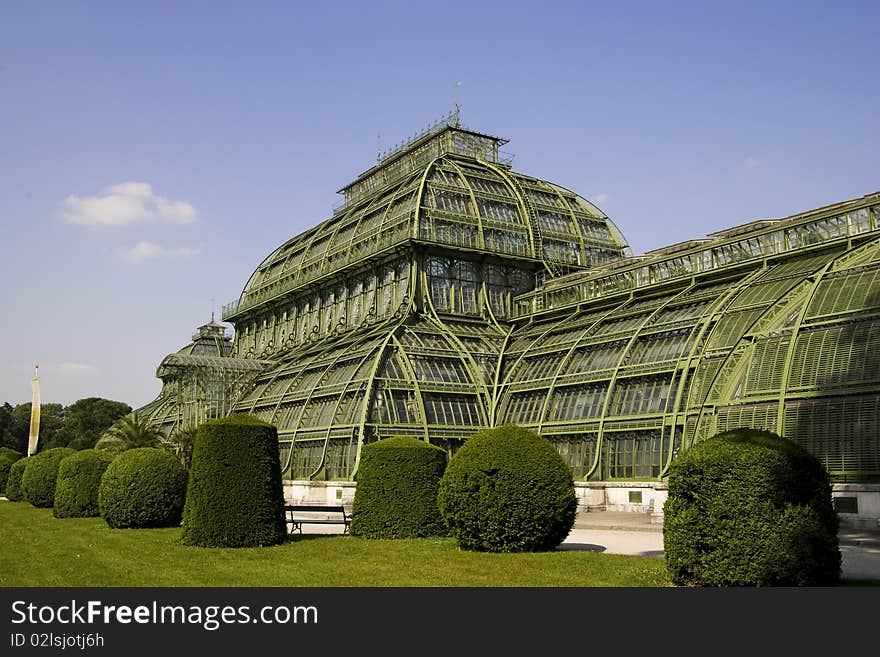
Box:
[27,365,40,457]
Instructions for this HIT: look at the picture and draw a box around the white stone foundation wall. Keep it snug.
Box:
[574,482,669,524]
[284,480,356,508]
[281,480,880,529]
[832,484,880,530]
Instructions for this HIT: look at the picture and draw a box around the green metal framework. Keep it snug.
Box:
[503,197,880,482]
[134,115,880,483]
[138,319,271,436]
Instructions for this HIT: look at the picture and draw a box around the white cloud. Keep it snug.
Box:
[744,156,760,169]
[60,182,197,228]
[43,362,98,376]
[119,241,201,263]
[593,193,609,204]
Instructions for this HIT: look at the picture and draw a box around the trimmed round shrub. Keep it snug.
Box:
[53,449,114,518]
[21,447,76,508]
[94,434,128,457]
[5,457,30,501]
[181,414,286,547]
[99,448,188,528]
[0,449,24,494]
[437,425,577,552]
[663,428,841,586]
[350,436,449,539]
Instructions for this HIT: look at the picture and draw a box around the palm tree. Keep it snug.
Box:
[159,425,197,470]
[97,413,164,454]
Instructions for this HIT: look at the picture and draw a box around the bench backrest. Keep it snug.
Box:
[286,504,347,513]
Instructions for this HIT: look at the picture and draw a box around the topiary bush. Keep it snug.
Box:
[0,448,24,494]
[181,414,286,547]
[437,424,577,552]
[0,447,23,462]
[99,448,188,528]
[663,428,841,586]
[53,449,114,518]
[21,447,76,508]
[350,436,449,539]
[5,457,30,501]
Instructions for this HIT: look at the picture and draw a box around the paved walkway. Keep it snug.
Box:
[561,511,880,582]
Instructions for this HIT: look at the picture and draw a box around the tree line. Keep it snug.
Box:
[0,397,131,454]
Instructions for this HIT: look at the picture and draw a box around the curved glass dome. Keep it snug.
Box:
[137,319,270,435]
[223,124,629,321]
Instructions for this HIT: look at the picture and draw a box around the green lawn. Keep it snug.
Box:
[0,501,669,587]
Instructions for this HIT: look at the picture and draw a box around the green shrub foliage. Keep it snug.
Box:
[53,449,114,518]
[21,447,76,508]
[5,457,29,501]
[99,448,188,528]
[350,436,449,539]
[0,447,24,462]
[0,449,24,494]
[181,414,286,547]
[437,425,577,552]
[663,428,841,586]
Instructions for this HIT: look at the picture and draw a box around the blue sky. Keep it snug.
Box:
[1,1,878,408]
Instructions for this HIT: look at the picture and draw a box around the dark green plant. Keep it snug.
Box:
[97,412,164,453]
[4,403,64,454]
[53,449,114,518]
[351,436,449,539]
[437,424,577,552]
[160,425,197,471]
[5,457,29,501]
[99,448,188,528]
[0,447,23,462]
[0,448,24,493]
[663,428,841,586]
[21,447,76,508]
[181,415,286,547]
[47,397,131,450]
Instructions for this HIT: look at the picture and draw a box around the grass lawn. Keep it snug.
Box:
[0,501,670,587]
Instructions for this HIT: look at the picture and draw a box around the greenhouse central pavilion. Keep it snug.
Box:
[135,112,880,517]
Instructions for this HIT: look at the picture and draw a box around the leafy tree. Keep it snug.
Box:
[0,402,15,450]
[99,413,164,452]
[51,398,131,450]
[3,404,29,453]
[35,403,65,448]
[3,403,64,454]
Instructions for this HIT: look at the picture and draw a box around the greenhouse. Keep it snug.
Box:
[135,113,880,492]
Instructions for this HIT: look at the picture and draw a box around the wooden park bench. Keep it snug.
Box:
[285,504,351,535]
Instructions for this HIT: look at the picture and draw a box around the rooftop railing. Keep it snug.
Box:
[512,200,880,319]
